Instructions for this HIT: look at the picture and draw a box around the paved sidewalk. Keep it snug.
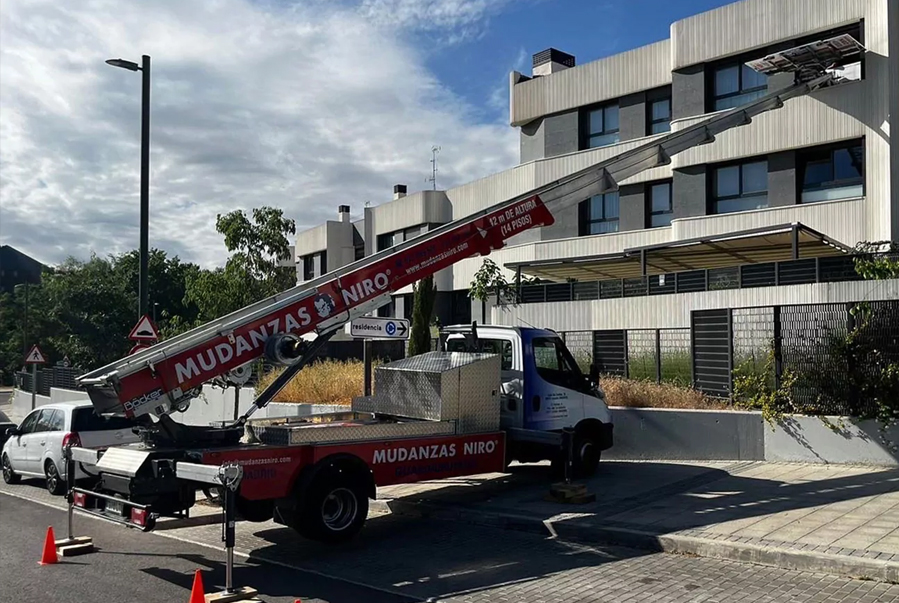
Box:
[380,460,899,583]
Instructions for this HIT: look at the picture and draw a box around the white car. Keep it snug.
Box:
[1,401,142,495]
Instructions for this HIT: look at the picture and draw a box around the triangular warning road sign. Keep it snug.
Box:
[128,314,159,341]
[24,344,47,364]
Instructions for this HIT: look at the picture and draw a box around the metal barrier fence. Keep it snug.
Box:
[692,300,899,416]
[561,328,692,386]
[15,366,84,395]
[511,253,883,305]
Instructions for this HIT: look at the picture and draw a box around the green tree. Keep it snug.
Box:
[185,207,297,322]
[468,258,537,320]
[408,275,437,356]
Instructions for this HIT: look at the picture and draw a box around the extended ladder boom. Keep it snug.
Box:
[76,33,861,421]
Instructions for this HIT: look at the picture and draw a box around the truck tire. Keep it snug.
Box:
[573,435,600,478]
[295,464,369,544]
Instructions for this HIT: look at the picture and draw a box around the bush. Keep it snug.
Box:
[255,359,377,405]
[599,376,731,410]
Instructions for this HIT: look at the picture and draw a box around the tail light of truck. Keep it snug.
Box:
[131,507,148,527]
[73,492,87,507]
[62,432,82,449]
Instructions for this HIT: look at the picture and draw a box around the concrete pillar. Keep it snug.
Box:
[890,0,899,239]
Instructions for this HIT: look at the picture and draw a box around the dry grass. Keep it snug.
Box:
[257,358,733,410]
[599,376,733,410]
[256,359,371,405]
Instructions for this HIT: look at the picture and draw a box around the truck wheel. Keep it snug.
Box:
[296,466,369,544]
[2,454,20,484]
[573,436,600,478]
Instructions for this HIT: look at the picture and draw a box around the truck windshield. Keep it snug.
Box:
[446,337,513,370]
[532,337,586,390]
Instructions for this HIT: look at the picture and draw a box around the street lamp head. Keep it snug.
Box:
[106,58,140,71]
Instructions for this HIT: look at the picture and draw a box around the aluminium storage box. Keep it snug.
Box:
[352,351,501,434]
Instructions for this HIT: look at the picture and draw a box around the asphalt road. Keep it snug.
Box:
[3,477,899,603]
[0,496,414,603]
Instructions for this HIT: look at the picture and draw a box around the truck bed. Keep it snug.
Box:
[243,412,457,447]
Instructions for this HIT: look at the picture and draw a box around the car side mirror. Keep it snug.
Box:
[5,427,20,437]
[589,363,600,384]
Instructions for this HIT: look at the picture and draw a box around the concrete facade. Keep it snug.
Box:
[292,0,892,333]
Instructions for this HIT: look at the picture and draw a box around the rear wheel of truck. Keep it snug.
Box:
[295,464,369,544]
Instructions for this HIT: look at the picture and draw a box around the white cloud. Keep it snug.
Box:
[0,0,520,268]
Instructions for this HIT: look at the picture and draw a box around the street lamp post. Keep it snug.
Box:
[106,55,151,319]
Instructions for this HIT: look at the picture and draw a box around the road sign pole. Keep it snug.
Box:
[363,339,372,397]
[31,363,36,410]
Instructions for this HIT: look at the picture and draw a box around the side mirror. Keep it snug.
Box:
[589,363,600,383]
[5,427,20,437]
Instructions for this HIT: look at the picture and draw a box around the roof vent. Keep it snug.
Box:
[532,48,575,77]
[337,205,351,223]
[393,184,407,200]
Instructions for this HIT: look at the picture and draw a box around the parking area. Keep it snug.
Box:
[3,473,899,603]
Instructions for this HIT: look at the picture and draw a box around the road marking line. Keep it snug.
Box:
[0,488,418,601]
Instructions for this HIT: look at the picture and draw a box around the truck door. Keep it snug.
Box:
[522,335,586,431]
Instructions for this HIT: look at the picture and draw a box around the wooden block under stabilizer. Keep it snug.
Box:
[56,536,94,556]
[205,586,259,603]
[546,482,596,504]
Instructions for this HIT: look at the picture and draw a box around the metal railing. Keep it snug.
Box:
[511,253,884,305]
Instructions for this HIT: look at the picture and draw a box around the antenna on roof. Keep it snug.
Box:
[427,146,441,190]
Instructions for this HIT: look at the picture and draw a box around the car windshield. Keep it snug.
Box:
[72,408,134,432]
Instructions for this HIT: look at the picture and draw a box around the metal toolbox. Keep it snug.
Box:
[352,351,501,434]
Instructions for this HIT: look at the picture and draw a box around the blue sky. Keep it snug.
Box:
[421,0,738,122]
[1,0,742,267]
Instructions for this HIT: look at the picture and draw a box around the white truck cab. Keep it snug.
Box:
[442,324,613,476]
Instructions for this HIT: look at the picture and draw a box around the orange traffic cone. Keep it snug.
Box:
[188,569,206,603]
[39,526,58,565]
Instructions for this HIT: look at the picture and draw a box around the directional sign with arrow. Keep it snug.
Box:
[350,316,410,340]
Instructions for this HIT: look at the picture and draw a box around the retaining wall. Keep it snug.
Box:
[9,386,347,426]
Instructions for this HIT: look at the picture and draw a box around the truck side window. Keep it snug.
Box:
[532,337,583,389]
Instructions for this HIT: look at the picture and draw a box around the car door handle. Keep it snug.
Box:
[40,441,46,446]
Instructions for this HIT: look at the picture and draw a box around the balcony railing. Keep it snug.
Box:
[511,254,889,305]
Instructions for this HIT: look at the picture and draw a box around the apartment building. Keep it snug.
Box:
[294,0,897,336]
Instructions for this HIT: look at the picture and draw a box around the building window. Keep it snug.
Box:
[302,255,315,281]
[648,182,673,227]
[377,232,398,252]
[377,298,395,317]
[712,63,767,111]
[583,102,620,148]
[300,251,327,280]
[799,141,864,203]
[712,160,768,214]
[649,98,671,134]
[579,192,619,235]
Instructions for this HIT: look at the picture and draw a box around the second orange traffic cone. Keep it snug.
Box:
[188,569,206,603]
[38,526,58,565]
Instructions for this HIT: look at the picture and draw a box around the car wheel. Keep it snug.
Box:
[2,454,20,485]
[45,460,65,495]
